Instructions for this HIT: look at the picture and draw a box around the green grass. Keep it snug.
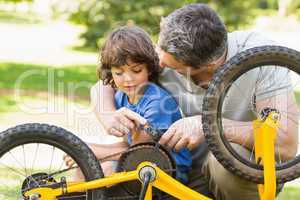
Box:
[277,186,300,200]
[0,94,54,114]
[0,187,21,200]
[0,166,23,200]
[0,95,17,112]
[0,62,97,97]
[0,166,73,200]
[294,91,300,106]
[0,62,96,113]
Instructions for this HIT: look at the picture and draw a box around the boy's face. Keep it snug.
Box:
[111,60,149,98]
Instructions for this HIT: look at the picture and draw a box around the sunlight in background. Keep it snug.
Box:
[0,1,300,196]
[0,21,97,66]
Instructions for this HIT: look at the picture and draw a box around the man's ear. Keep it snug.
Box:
[207,64,215,70]
[206,62,220,73]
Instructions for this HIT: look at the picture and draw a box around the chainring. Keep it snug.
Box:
[116,142,176,196]
[21,172,57,196]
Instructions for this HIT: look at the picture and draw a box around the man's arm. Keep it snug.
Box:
[256,92,299,160]
[159,92,299,161]
[223,92,299,161]
[90,80,116,120]
[90,81,147,137]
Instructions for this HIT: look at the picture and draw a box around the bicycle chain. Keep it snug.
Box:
[48,143,175,200]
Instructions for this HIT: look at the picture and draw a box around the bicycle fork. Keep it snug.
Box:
[253,111,280,200]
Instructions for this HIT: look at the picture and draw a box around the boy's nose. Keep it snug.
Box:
[124,73,134,81]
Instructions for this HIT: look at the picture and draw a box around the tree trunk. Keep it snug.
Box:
[278,0,292,17]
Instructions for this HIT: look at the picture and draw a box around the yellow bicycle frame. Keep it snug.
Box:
[24,112,280,200]
[24,161,211,200]
[254,111,280,200]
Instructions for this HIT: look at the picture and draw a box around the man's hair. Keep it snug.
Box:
[98,26,160,86]
[158,3,227,68]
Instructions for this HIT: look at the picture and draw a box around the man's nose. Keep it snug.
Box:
[159,59,166,68]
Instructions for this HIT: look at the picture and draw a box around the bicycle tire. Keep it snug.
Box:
[0,123,105,199]
[202,45,300,184]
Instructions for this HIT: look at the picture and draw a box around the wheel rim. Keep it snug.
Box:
[0,142,88,200]
[218,62,300,171]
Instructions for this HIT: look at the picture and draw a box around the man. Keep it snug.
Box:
[91,3,298,199]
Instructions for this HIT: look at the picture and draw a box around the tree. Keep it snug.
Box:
[70,0,259,49]
[278,0,300,16]
[279,0,292,16]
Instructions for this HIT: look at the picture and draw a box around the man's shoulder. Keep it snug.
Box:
[229,30,267,41]
[227,30,276,60]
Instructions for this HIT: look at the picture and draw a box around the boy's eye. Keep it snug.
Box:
[113,71,123,76]
[132,69,142,73]
[132,66,143,73]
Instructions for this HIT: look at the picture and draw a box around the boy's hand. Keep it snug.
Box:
[159,115,204,151]
[103,107,147,137]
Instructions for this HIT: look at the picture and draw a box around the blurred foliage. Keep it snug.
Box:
[0,0,32,2]
[2,0,300,50]
[2,0,298,50]
[258,0,278,9]
[288,0,300,12]
[0,10,42,24]
[69,0,261,49]
[69,0,300,49]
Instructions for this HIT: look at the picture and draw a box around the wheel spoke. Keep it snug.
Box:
[30,143,39,176]
[49,146,55,175]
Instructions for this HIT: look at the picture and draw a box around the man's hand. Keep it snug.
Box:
[102,107,147,137]
[159,115,204,151]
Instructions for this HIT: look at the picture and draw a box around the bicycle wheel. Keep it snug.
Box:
[202,45,300,184]
[0,123,105,200]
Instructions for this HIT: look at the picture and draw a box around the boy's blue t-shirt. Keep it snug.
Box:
[114,83,192,181]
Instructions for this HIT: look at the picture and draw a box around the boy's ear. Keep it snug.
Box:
[109,79,117,89]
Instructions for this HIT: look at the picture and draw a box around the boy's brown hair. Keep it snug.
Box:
[98,26,160,87]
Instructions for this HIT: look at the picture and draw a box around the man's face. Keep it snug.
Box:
[158,49,227,81]
[158,50,201,76]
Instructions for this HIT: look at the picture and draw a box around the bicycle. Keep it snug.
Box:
[0,45,300,200]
